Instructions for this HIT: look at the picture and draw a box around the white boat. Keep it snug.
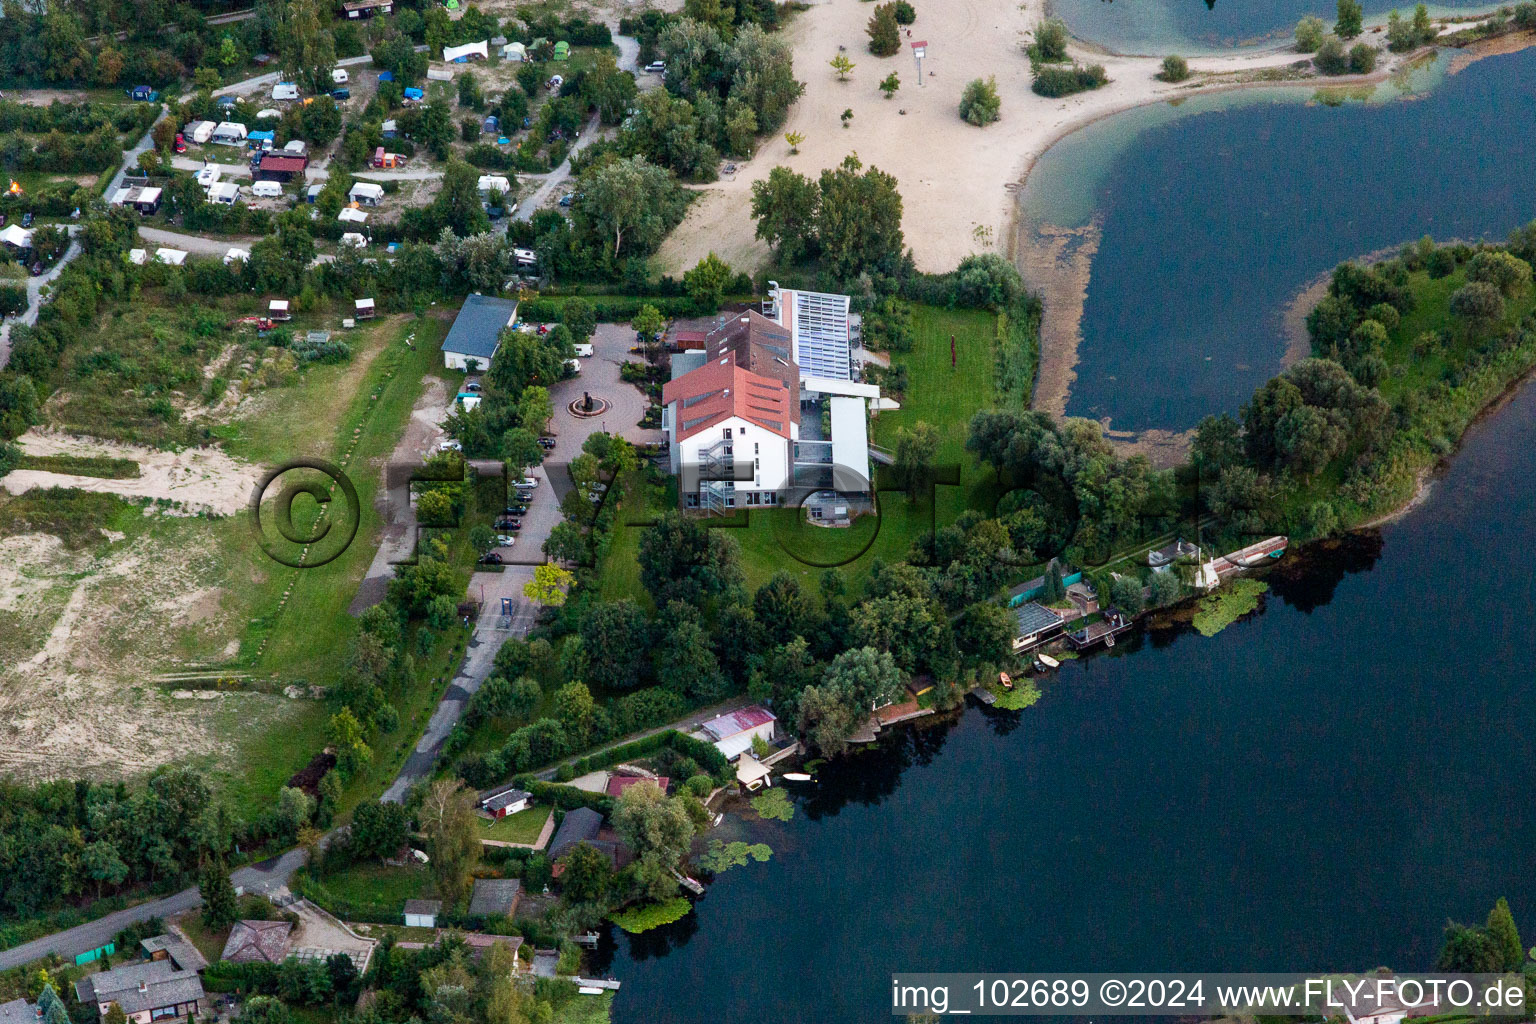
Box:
[781,772,814,782]
[1037,654,1060,670]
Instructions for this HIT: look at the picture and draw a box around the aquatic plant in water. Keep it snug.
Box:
[699,840,773,873]
[752,788,795,820]
[1192,579,1268,637]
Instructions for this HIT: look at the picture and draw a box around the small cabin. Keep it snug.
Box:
[268,299,292,321]
[403,899,441,928]
[355,298,376,320]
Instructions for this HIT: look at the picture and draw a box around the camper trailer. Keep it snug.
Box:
[251,181,284,199]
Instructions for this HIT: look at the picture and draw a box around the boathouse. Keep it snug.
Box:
[1011,601,1065,653]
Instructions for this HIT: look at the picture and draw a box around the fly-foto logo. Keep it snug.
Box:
[250,457,362,568]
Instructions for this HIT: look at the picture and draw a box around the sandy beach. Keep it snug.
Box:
[655,0,1429,278]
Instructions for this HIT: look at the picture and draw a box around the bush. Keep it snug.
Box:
[1159,55,1189,82]
[892,0,916,24]
[1348,42,1377,73]
[1031,63,1108,98]
[1313,35,1349,74]
[1295,15,1327,51]
[958,76,1001,126]
[1031,17,1070,62]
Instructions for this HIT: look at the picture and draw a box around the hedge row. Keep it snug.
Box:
[508,778,614,816]
[516,295,706,323]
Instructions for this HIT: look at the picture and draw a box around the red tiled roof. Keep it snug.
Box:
[605,775,670,798]
[661,357,792,441]
[257,154,308,172]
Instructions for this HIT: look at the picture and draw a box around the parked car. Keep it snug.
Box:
[29,262,43,276]
[478,551,503,565]
[517,477,538,489]
[437,439,462,452]
[174,134,187,154]
[332,88,350,100]
[644,61,666,74]
[558,194,574,208]
[496,520,523,532]
[537,436,556,450]
[495,535,516,547]
[464,379,482,392]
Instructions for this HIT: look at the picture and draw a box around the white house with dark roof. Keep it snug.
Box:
[75,961,204,1024]
[480,786,531,819]
[441,294,519,371]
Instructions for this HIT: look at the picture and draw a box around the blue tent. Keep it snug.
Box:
[403,87,424,100]
[248,130,276,144]
[378,71,395,82]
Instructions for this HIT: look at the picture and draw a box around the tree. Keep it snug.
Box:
[1449,280,1505,331]
[684,252,734,309]
[199,859,238,929]
[954,603,1014,666]
[1108,574,1144,615]
[1313,35,1349,74]
[579,601,652,689]
[615,304,665,354]
[1348,42,1377,73]
[1159,55,1190,82]
[866,2,900,55]
[1412,4,1433,41]
[1468,250,1533,299]
[264,0,336,94]
[349,801,409,861]
[558,842,614,907]
[501,428,543,476]
[418,779,480,910]
[639,511,744,606]
[1486,897,1524,970]
[236,999,289,1024]
[841,108,854,129]
[1295,15,1327,51]
[1435,922,1504,972]
[1042,560,1066,603]
[830,53,855,81]
[524,563,575,606]
[784,130,805,154]
[816,153,905,281]
[611,784,698,900]
[797,647,905,755]
[880,71,900,98]
[958,76,1002,127]
[754,571,812,645]
[104,1005,127,1024]
[552,681,596,741]
[655,620,727,700]
[893,421,940,493]
[35,985,68,1024]
[327,707,374,778]
[1147,570,1182,607]
[751,166,819,261]
[579,156,686,260]
[430,161,490,237]
[81,841,128,898]
[561,298,598,344]
[519,386,553,433]
[1336,0,1364,38]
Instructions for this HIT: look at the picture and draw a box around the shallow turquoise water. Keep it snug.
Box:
[1020,46,1536,433]
[1051,0,1493,54]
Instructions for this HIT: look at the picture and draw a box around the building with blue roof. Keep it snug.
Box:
[441,294,519,371]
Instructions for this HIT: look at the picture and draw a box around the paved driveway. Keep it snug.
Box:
[546,322,661,450]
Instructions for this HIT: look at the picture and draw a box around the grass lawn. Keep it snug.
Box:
[548,993,614,1024]
[315,862,435,908]
[476,805,552,844]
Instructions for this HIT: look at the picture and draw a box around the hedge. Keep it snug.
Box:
[509,778,614,816]
[516,295,704,323]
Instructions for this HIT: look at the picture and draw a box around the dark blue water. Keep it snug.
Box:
[599,312,1536,1018]
[1048,46,1536,433]
[1051,0,1491,54]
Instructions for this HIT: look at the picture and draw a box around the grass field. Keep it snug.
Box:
[548,992,613,1024]
[314,862,435,908]
[475,805,552,844]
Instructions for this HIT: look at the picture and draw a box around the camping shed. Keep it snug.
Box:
[268,299,291,320]
[403,900,441,928]
[355,298,376,319]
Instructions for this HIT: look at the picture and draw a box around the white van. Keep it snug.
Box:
[573,343,593,357]
[250,181,283,198]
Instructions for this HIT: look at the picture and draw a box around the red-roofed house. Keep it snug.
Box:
[694,705,777,762]
[605,775,670,798]
[662,355,795,512]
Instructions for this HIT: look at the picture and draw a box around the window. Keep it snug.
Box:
[723,427,732,438]
[754,443,760,454]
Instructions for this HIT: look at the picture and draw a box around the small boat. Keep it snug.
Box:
[781,772,814,782]
[1037,653,1060,670]
[998,670,1014,691]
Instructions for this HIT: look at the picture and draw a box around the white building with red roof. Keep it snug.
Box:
[661,355,796,512]
[694,706,778,762]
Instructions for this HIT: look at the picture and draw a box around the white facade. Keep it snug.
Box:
[403,910,437,928]
[664,413,792,509]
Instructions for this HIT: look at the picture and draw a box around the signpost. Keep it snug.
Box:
[911,40,927,85]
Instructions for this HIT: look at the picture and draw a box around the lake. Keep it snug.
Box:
[598,364,1536,1022]
[1049,0,1493,55]
[1019,45,1536,434]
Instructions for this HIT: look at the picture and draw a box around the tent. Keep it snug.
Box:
[552,40,569,61]
[0,224,33,249]
[500,41,526,62]
[155,248,188,266]
[477,175,510,194]
[442,40,489,63]
[223,248,250,264]
[337,207,368,223]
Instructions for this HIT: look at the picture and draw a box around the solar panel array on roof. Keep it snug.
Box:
[792,290,852,380]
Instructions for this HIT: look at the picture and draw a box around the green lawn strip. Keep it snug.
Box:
[475,805,552,844]
[301,862,436,921]
[14,453,140,478]
[609,897,691,933]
